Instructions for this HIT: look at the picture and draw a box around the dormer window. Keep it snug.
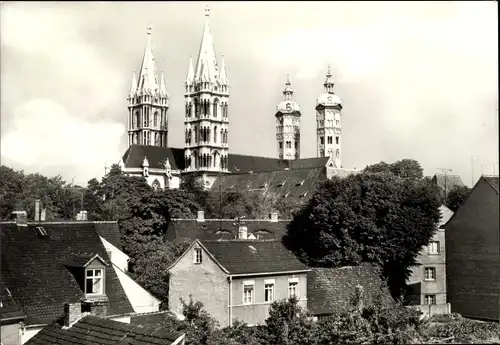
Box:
[85,269,104,295]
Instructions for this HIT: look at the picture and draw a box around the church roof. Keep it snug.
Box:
[121,145,185,171]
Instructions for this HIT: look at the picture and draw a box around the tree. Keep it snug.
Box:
[284,169,442,299]
[445,185,471,212]
[365,159,423,180]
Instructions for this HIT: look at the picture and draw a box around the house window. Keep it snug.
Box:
[243,281,254,304]
[424,294,436,305]
[264,280,275,302]
[424,267,436,281]
[194,248,202,264]
[428,241,440,255]
[327,136,333,144]
[335,136,339,145]
[320,136,324,145]
[288,278,299,298]
[85,269,104,295]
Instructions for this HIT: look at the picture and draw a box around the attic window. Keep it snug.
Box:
[85,269,104,295]
[35,227,47,236]
[277,180,286,187]
[194,248,203,264]
[296,180,304,186]
[300,192,308,198]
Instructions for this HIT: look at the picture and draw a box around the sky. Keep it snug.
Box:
[1,1,498,186]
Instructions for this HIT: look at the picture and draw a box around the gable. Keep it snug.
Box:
[167,240,228,275]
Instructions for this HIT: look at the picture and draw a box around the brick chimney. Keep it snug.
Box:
[64,302,84,327]
[82,298,109,318]
[11,210,28,227]
[34,200,41,221]
[197,210,205,222]
[269,212,278,222]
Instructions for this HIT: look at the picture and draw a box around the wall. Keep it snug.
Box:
[168,244,229,326]
[112,264,160,314]
[20,325,43,344]
[1,323,21,345]
[413,303,451,319]
[100,236,129,272]
[446,178,500,321]
[231,273,308,326]
[408,228,447,305]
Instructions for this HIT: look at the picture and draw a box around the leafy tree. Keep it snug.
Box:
[445,185,471,212]
[284,169,442,299]
[365,159,423,180]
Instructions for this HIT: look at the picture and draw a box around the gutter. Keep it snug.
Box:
[230,269,311,278]
[228,276,233,327]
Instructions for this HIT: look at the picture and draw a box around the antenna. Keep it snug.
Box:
[437,168,452,198]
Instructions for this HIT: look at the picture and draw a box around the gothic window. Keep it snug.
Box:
[214,126,218,143]
[279,141,283,149]
[327,136,333,144]
[320,149,325,157]
[336,136,339,145]
[295,141,298,148]
[135,111,140,128]
[204,100,209,116]
[143,108,147,127]
[188,129,192,144]
[320,136,324,145]
[152,179,161,191]
[224,129,228,143]
[194,126,198,143]
[286,141,291,149]
[208,128,211,143]
[193,151,199,169]
[194,98,199,117]
[155,133,159,145]
[320,120,324,127]
[336,149,340,158]
[213,99,219,117]
[154,112,159,127]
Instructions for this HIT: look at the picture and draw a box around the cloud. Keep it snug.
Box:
[1,99,124,183]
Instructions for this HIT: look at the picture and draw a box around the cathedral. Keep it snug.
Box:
[119,7,356,193]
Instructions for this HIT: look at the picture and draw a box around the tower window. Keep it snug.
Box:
[320,136,324,145]
[327,136,333,144]
[154,112,159,127]
[320,149,325,157]
[286,141,291,149]
[279,141,283,149]
[336,136,339,145]
[295,141,298,148]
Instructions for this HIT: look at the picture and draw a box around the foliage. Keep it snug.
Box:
[364,159,424,180]
[421,317,500,344]
[444,185,471,212]
[284,161,442,299]
[0,165,85,220]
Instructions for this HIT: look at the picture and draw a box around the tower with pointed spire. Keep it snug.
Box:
[183,6,229,185]
[275,76,301,160]
[316,66,343,167]
[127,26,169,148]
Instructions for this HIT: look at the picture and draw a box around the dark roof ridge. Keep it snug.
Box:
[26,221,118,225]
[171,218,289,222]
[483,175,499,193]
[202,239,279,243]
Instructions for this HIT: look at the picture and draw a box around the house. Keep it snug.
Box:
[167,239,311,327]
[406,205,453,317]
[307,264,394,318]
[24,303,185,345]
[165,210,288,241]
[431,173,465,198]
[445,175,499,321]
[0,210,159,344]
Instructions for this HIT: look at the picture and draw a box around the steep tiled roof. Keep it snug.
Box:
[130,310,180,328]
[200,240,310,275]
[0,222,134,325]
[438,205,454,228]
[484,176,499,193]
[432,174,464,193]
[307,264,394,315]
[25,315,184,345]
[95,221,123,250]
[165,219,288,241]
[210,167,326,204]
[121,145,185,170]
[121,145,330,175]
[0,280,26,322]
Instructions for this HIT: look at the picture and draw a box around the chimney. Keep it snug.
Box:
[34,200,41,221]
[40,208,46,221]
[11,210,28,227]
[197,210,205,222]
[64,302,83,327]
[82,298,109,318]
[269,212,279,222]
[238,225,248,240]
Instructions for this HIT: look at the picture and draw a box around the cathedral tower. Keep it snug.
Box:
[316,66,343,167]
[275,76,301,160]
[184,6,229,179]
[127,27,169,147]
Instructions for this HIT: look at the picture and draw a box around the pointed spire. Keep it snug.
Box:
[283,74,293,97]
[194,6,219,83]
[160,71,168,98]
[137,25,160,95]
[324,65,335,93]
[186,55,195,85]
[219,54,228,84]
[129,71,137,96]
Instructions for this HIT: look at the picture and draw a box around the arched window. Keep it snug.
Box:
[320,149,324,157]
[213,99,219,117]
[155,133,159,146]
[194,98,199,117]
[214,126,218,143]
[194,126,198,143]
[193,151,199,169]
[154,112,159,127]
[336,149,340,158]
[152,179,161,191]
[213,151,220,168]
[135,111,140,128]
